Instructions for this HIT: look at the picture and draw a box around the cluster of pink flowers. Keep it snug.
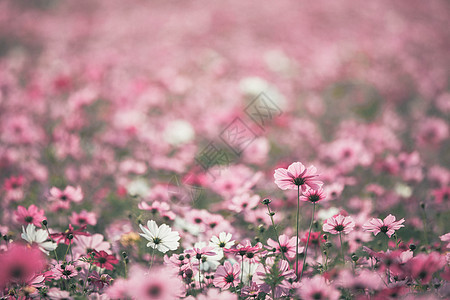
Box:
[0,0,449,299]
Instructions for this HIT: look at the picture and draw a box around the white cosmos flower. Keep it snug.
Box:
[139,220,180,253]
[210,232,235,250]
[21,224,57,255]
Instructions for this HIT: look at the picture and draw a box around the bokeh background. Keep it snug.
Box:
[1,0,450,268]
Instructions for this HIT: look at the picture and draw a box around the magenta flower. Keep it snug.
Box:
[362,214,405,238]
[323,215,355,235]
[14,205,46,227]
[300,188,327,203]
[51,224,90,245]
[213,261,240,289]
[274,162,323,192]
[92,250,119,270]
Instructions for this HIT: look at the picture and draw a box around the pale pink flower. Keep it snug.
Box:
[300,188,327,203]
[323,215,355,235]
[53,264,78,280]
[128,266,184,299]
[69,210,97,226]
[274,162,323,192]
[362,214,405,238]
[267,234,303,259]
[213,261,240,289]
[297,276,340,300]
[73,233,111,256]
[49,185,83,203]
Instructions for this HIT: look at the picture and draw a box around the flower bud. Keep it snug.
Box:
[262,198,271,205]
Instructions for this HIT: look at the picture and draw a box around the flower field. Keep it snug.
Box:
[0,0,449,299]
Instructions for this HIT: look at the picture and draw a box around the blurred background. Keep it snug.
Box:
[0,0,449,224]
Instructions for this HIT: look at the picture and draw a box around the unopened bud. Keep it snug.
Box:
[262,198,271,205]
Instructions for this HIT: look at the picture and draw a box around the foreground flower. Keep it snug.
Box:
[213,261,240,289]
[362,214,405,238]
[139,220,180,253]
[323,215,356,235]
[0,244,47,288]
[127,266,184,299]
[274,162,323,192]
[297,276,340,300]
[21,224,57,255]
[92,250,119,270]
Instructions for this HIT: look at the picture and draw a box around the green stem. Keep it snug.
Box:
[199,259,202,290]
[44,224,59,262]
[339,232,344,264]
[83,263,93,294]
[149,248,155,271]
[265,204,288,263]
[64,240,71,262]
[295,185,300,281]
[300,202,316,281]
[240,255,245,283]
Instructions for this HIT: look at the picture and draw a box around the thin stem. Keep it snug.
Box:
[339,232,344,264]
[44,224,59,262]
[295,185,300,281]
[83,263,93,294]
[265,204,288,262]
[300,202,316,281]
[64,240,72,262]
[198,259,202,290]
[240,255,245,283]
[149,247,155,271]
[421,206,429,245]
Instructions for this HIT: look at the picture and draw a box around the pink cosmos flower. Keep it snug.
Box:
[432,187,450,204]
[0,244,47,288]
[297,276,340,300]
[14,205,46,227]
[253,257,295,298]
[69,210,97,226]
[300,188,327,203]
[50,224,90,245]
[128,266,185,299]
[267,234,303,259]
[301,232,325,248]
[186,246,216,260]
[362,214,405,238]
[49,185,83,203]
[213,261,240,289]
[323,215,356,235]
[53,264,78,280]
[406,252,445,284]
[274,162,323,192]
[3,175,25,202]
[92,250,119,270]
[72,233,111,256]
